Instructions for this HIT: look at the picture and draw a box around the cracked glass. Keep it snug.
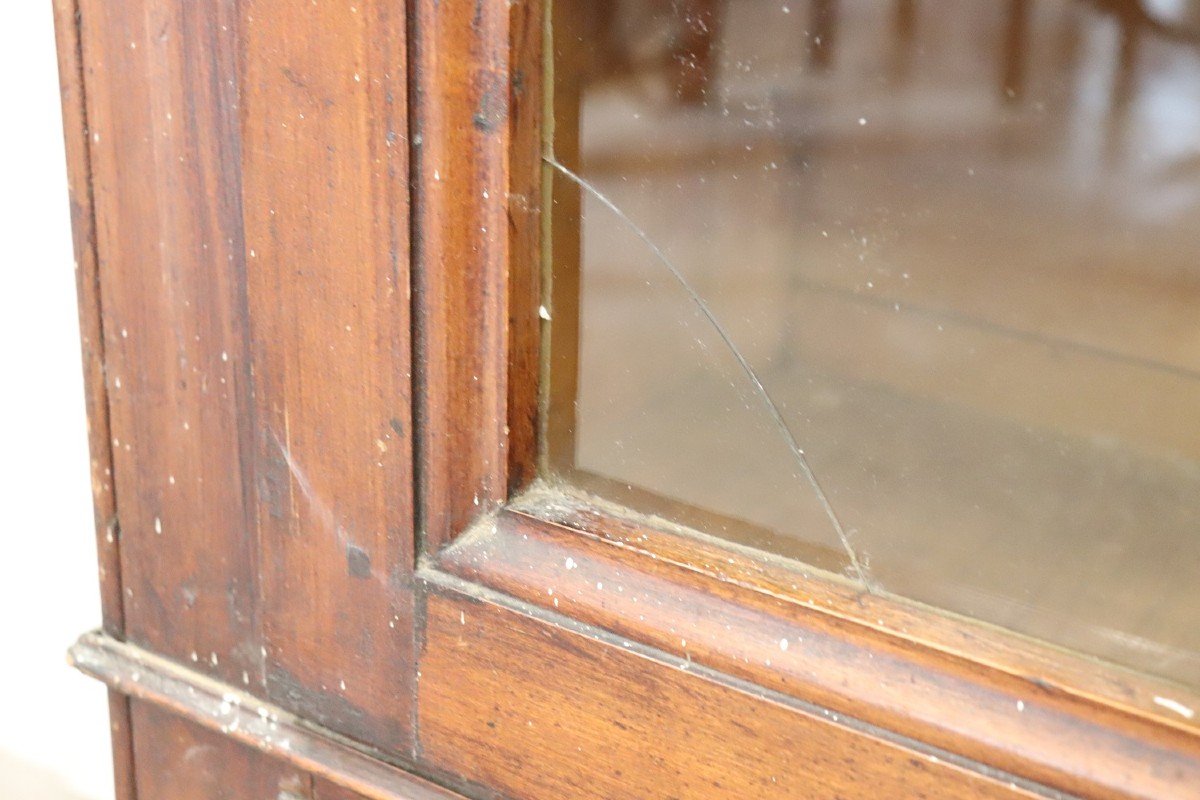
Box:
[545,0,1200,690]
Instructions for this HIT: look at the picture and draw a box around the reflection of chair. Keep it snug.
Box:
[582,0,843,104]
[580,0,1200,109]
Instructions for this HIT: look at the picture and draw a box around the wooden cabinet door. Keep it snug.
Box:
[56,1,1200,798]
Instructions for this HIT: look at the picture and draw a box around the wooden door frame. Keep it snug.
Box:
[407,2,1200,798]
[57,0,1200,798]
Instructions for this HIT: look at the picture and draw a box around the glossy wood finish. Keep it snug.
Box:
[417,584,1042,800]
[412,0,543,552]
[60,1,1200,798]
[77,0,261,689]
[64,0,419,770]
[239,0,415,751]
[434,488,1200,800]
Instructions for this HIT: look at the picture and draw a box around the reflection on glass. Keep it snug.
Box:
[547,0,1200,688]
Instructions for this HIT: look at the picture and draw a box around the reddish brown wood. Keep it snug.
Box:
[61,1,1200,798]
[52,3,138,798]
[239,0,416,753]
[130,699,309,800]
[412,0,544,552]
[106,690,137,800]
[76,0,261,687]
[51,0,122,638]
[417,586,1042,800]
[72,632,465,800]
[504,0,546,495]
[312,777,375,800]
[435,490,1200,800]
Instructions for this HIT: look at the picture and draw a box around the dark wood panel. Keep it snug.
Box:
[416,584,1045,800]
[412,0,541,552]
[437,492,1200,800]
[239,0,416,753]
[77,0,261,687]
[130,699,309,800]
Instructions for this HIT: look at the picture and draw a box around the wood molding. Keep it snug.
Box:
[69,632,463,800]
[416,569,1051,800]
[411,0,544,554]
[432,484,1200,800]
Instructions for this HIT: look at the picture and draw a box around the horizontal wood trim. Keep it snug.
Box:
[69,632,463,800]
[433,484,1200,800]
[416,573,1049,800]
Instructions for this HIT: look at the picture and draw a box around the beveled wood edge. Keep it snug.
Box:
[434,482,1200,800]
[411,0,545,554]
[50,0,123,638]
[417,568,1064,800]
[417,562,1066,799]
[69,632,466,800]
[51,2,134,797]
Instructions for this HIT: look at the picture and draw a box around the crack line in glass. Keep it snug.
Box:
[546,155,876,593]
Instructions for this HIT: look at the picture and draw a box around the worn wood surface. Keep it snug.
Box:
[437,490,1200,800]
[130,699,309,800]
[417,585,1047,800]
[76,0,261,687]
[51,0,122,638]
[62,1,1200,798]
[72,632,462,800]
[51,2,137,798]
[239,0,416,752]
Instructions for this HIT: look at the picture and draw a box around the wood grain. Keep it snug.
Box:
[72,632,464,800]
[130,699,309,800]
[437,491,1200,800]
[412,0,544,553]
[239,0,416,753]
[77,0,261,687]
[51,0,122,638]
[51,2,137,797]
[505,0,546,495]
[417,584,1045,800]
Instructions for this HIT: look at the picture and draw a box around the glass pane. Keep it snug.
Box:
[546,0,1200,689]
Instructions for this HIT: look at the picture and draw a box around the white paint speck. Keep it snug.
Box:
[1154,696,1195,719]
[564,557,577,570]
[154,517,162,535]
[779,638,789,651]
[858,117,867,126]
[538,305,552,321]
[1016,700,1025,712]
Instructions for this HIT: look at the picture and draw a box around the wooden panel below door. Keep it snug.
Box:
[129,699,310,800]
